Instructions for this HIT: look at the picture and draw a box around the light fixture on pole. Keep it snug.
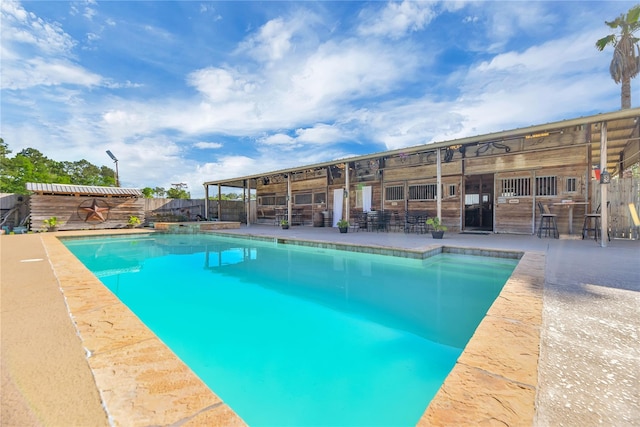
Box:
[106,150,119,187]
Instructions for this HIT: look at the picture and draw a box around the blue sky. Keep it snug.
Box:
[1,1,637,197]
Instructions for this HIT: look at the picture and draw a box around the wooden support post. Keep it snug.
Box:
[217,184,222,221]
[287,174,292,226]
[600,121,608,248]
[245,179,250,226]
[345,162,350,222]
[436,149,442,221]
[204,184,209,219]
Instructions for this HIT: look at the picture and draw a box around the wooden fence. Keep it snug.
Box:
[590,177,640,239]
[144,199,254,223]
[1,196,255,231]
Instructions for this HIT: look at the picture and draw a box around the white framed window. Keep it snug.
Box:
[354,189,363,208]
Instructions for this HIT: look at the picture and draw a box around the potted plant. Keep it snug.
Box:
[337,218,349,233]
[43,216,59,232]
[280,219,289,229]
[426,217,447,239]
[127,215,141,228]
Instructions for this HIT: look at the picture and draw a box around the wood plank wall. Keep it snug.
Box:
[252,127,591,232]
[30,195,144,231]
[491,148,588,233]
[256,176,330,225]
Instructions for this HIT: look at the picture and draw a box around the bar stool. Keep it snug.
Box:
[537,202,558,238]
[582,204,601,241]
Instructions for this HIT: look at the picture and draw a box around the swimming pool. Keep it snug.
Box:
[63,233,518,426]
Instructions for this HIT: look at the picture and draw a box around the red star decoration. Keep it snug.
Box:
[82,199,109,222]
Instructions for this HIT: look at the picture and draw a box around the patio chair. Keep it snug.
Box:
[374,211,391,232]
[349,213,363,232]
[537,202,558,238]
[392,211,405,232]
[405,213,420,233]
[417,213,429,234]
[350,212,367,232]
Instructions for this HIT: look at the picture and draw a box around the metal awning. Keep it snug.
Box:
[590,116,639,174]
[26,183,143,197]
[203,108,640,188]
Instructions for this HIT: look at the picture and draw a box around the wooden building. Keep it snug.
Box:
[204,109,640,237]
[27,183,144,231]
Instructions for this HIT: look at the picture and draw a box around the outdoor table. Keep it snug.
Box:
[552,201,588,235]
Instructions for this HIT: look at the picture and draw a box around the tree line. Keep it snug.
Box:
[0,139,186,198]
[0,139,117,194]
[1,139,245,199]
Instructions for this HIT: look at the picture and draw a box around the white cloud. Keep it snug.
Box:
[194,141,223,149]
[481,2,557,51]
[238,16,297,63]
[197,155,262,184]
[83,5,97,21]
[103,80,143,89]
[199,3,222,21]
[142,24,174,41]
[259,133,296,148]
[288,39,413,107]
[174,34,420,137]
[476,29,604,76]
[1,0,76,55]
[0,1,112,90]
[2,58,102,89]
[357,0,437,39]
[295,124,344,145]
[436,29,617,139]
[187,67,255,102]
[463,15,478,24]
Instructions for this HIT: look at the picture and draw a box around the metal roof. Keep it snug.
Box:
[203,108,640,188]
[26,183,143,197]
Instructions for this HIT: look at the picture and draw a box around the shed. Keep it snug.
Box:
[26,183,144,231]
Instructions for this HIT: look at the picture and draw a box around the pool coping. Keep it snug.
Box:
[43,229,543,426]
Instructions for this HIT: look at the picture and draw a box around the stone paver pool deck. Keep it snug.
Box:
[1,226,638,426]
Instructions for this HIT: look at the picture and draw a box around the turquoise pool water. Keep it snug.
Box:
[63,233,518,426]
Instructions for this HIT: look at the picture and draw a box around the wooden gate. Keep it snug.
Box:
[590,177,640,239]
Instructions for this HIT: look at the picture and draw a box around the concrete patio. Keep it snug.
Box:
[1,225,638,426]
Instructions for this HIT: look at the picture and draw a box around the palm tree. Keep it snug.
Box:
[596,5,640,109]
